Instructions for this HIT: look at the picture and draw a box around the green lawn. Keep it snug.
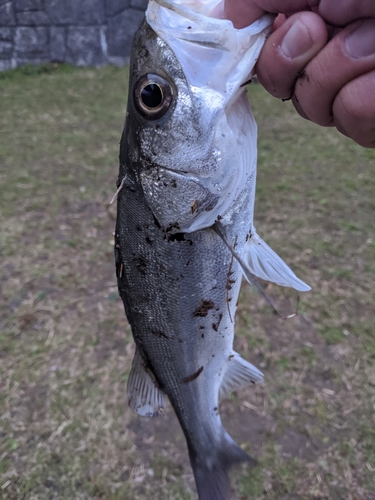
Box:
[0,64,374,499]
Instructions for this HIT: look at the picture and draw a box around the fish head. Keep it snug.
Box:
[122,19,223,176]
[120,3,273,233]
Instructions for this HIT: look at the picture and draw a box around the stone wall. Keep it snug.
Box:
[0,0,148,71]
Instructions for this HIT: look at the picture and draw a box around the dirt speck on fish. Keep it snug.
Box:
[115,1,310,498]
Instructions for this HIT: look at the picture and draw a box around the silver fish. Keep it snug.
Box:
[114,1,310,498]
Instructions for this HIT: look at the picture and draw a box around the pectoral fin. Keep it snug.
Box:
[127,347,166,417]
[213,221,310,292]
[244,230,311,292]
[219,352,263,401]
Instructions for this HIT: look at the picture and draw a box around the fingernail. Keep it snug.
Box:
[345,21,375,58]
[280,20,314,59]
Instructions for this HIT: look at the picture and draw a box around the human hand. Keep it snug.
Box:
[220,1,375,148]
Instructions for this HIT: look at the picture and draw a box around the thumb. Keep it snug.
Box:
[256,12,328,100]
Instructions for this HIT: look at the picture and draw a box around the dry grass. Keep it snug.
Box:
[0,64,374,499]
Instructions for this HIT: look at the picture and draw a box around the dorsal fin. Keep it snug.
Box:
[127,347,166,417]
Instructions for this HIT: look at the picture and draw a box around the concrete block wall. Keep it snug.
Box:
[0,0,148,71]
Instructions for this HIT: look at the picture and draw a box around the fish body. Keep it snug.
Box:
[116,168,257,498]
[115,2,309,498]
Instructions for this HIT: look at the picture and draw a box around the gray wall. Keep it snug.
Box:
[0,0,148,71]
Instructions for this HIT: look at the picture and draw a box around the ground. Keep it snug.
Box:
[0,64,374,500]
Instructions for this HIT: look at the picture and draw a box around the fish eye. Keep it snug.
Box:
[141,83,163,108]
[134,74,173,120]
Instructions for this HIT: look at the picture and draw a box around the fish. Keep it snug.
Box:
[114,1,310,498]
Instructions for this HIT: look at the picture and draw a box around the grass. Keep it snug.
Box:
[0,64,374,499]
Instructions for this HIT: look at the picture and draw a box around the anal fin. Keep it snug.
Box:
[127,347,166,417]
[219,351,263,401]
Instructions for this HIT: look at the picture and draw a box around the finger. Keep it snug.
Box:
[224,0,319,28]
[223,0,264,27]
[318,0,375,27]
[255,12,328,99]
[292,19,375,126]
[332,69,375,148]
[273,13,287,31]
[223,0,375,30]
